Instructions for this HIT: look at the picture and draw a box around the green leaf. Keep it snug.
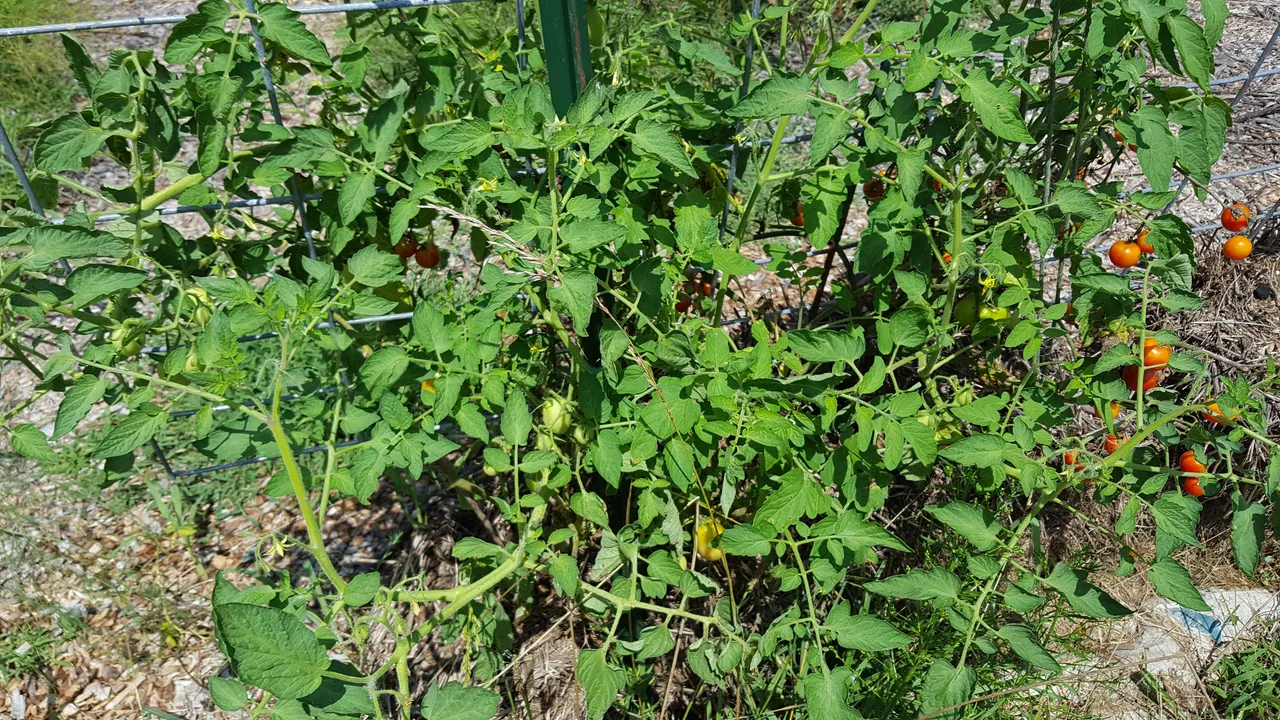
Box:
[92,411,167,459]
[54,375,106,439]
[633,624,676,662]
[720,523,775,556]
[34,113,106,172]
[209,677,247,712]
[60,34,100,96]
[996,624,1061,673]
[363,93,407,163]
[256,1,332,65]
[412,303,452,355]
[501,391,532,447]
[1147,558,1210,612]
[420,681,499,720]
[548,553,579,596]
[338,171,377,225]
[1230,495,1266,578]
[347,245,403,287]
[786,328,864,363]
[631,120,696,177]
[576,649,625,720]
[925,502,1002,551]
[1132,106,1176,192]
[343,572,380,607]
[196,110,227,177]
[570,491,610,528]
[704,247,759,277]
[802,667,860,720]
[824,601,911,651]
[196,276,257,305]
[359,348,409,393]
[1042,563,1133,618]
[1151,492,1204,550]
[865,568,960,603]
[810,107,851,166]
[727,75,811,119]
[938,434,1008,468]
[896,147,925,200]
[15,224,125,270]
[757,469,831,529]
[562,218,627,254]
[1201,0,1227,47]
[548,269,597,334]
[213,603,330,699]
[164,0,229,64]
[962,70,1033,144]
[432,117,492,159]
[1167,16,1213,90]
[920,660,975,720]
[10,424,57,462]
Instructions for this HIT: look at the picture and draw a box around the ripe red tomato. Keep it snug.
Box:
[1178,450,1207,474]
[1109,241,1141,269]
[1201,401,1239,425]
[1123,365,1160,393]
[1184,477,1205,497]
[415,243,441,269]
[1220,203,1250,232]
[1063,450,1085,471]
[1142,338,1171,370]
[675,297,692,313]
[394,236,419,259]
[1224,235,1252,261]
[700,282,713,297]
[863,178,886,201]
[932,178,943,192]
[1136,228,1154,254]
[1104,434,1122,455]
[791,203,805,227]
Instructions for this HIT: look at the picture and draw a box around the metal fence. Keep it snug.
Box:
[3,2,1279,480]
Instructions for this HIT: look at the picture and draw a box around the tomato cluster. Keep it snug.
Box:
[393,235,443,269]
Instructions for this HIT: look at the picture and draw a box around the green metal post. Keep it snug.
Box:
[538,0,593,116]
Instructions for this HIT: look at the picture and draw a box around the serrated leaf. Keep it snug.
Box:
[338,172,377,225]
[343,572,380,607]
[938,434,1008,468]
[1042,563,1132,618]
[576,649,625,720]
[631,120,695,177]
[962,71,1033,144]
[920,660,975,720]
[359,348,408,393]
[420,681,499,720]
[214,603,330,699]
[1147,558,1210,612]
[925,501,1002,551]
[53,375,105,439]
[727,74,811,119]
[10,424,57,462]
[996,624,1061,673]
[256,1,332,66]
[92,411,166,459]
[865,568,960,603]
[1231,495,1266,578]
[824,601,911,651]
[209,677,247,712]
[34,113,106,172]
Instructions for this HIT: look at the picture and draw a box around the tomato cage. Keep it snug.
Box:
[1,1,1279,483]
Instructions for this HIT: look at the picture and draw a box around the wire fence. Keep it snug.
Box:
[3,3,1280,480]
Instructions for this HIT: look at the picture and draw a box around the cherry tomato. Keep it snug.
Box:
[1224,234,1252,261]
[1104,434,1122,455]
[1178,450,1207,474]
[1094,401,1121,420]
[695,519,724,562]
[700,282,713,297]
[415,243,442,269]
[1123,365,1160,393]
[1220,203,1251,232]
[1063,450,1085,471]
[932,178,943,192]
[863,178,886,201]
[394,236,419,259]
[1114,130,1136,151]
[1184,477,1205,497]
[1109,241,1141,269]
[942,252,953,263]
[421,378,436,393]
[1136,228,1154,254]
[482,463,498,477]
[979,306,1010,321]
[1142,338,1171,370]
[675,297,692,313]
[1201,401,1239,425]
[791,203,805,227]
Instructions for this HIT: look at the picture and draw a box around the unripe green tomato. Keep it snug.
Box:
[184,352,203,373]
[979,306,1010,321]
[109,330,142,358]
[482,463,498,477]
[542,397,572,435]
[573,425,590,447]
[536,433,557,452]
[853,108,867,120]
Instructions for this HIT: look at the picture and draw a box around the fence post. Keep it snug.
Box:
[538,0,592,116]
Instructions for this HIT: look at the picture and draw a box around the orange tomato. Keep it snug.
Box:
[421,378,436,393]
[1201,402,1239,424]
[942,252,953,263]
[1220,203,1250,232]
[1224,235,1252,261]
[1142,338,1171,370]
[1178,450,1207,474]
[1123,365,1160,393]
[1136,228,1154,254]
[1064,450,1085,471]
[1094,401,1121,420]
[1184,477,1205,497]
[1104,434,1122,455]
[1109,241,1141,269]
[791,203,805,227]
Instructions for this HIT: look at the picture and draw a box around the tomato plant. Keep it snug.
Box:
[2,0,1276,718]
